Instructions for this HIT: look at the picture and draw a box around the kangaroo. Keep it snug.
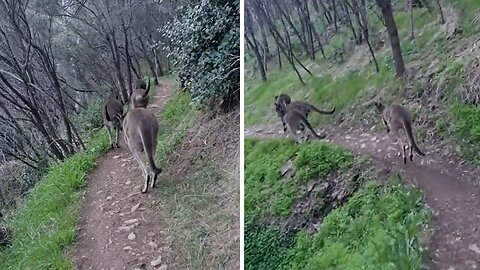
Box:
[131,79,151,108]
[274,94,335,133]
[123,106,162,193]
[103,96,124,149]
[374,102,425,164]
[283,107,326,143]
[134,78,147,90]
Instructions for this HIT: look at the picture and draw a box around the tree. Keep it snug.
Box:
[376,0,406,77]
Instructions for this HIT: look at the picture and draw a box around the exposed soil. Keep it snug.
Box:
[245,124,480,270]
[74,80,185,270]
[279,170,363,235]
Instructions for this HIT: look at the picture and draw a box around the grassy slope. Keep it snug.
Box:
[244,139,431,270]
[156,90,197,165]
[154,90,239,268]
[245,1,480,165]
[0,133,109,269]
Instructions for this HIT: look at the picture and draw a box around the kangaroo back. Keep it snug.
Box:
[138,124,161,175]
[402,121,425,156]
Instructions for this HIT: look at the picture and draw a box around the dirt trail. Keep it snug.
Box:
[74,80,184,270]
[245,125,480,270]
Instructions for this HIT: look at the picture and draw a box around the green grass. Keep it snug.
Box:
[449,104,480,166]
[244,60,398,127]
[244,139,300,217]
[155,89,238,269]
[156,90,197,165]
[158,162,236,269]
[244,139,431,270]
[281,179,430,270]
[245,139,365,218]
[244,215,293,270]
[454,0,480,35]
[0,132,109,269]
[245,0,480,166]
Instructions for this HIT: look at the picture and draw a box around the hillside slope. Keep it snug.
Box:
[245,1,480,269]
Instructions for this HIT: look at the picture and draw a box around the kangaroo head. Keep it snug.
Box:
[374,102,385,113]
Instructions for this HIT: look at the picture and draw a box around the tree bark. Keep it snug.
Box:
[376,0,405,77]
[435,0,445,24]
[245,34,267,81]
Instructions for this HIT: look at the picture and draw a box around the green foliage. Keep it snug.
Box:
[282,179,430,270]
[156,91,196,165]
[0,161,46,210]
[244,139,299,217]
[454,0,480,35]
[245,140,431,270]
[158,162,226,268]
[449,104,480,165]
[294,143,353,182]
[73,99,104,137]
[164,0,239,111]
[245,139,363,218]
[244,216,293,270]
[0,131,109,269]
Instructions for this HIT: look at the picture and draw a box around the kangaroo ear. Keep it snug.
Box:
[374,102,383,111]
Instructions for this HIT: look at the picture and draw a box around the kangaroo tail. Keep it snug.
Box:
[403,121,425,156]
[299,113,325,139]
[139,127,162,175]
[309,104,335,115]
[103,103,111,121]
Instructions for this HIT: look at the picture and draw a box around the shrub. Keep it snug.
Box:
[244,215,293,270]
[73,99,104,137]
[164,0,240,112]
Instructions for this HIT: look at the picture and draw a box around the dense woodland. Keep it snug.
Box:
[245,0,447,81]
[0,0,239,210]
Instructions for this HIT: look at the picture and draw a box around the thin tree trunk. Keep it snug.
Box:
[376,0,406,77]
[332,0,338,31]
[409,0,415,39]
[245,34,267,81]
[153,48,164,77]
[346,0,379,72]
[277,45,282,70]
[342,0,359,43]
[435,0,445,24]
[122,22,133,97]
[259,23,270,55]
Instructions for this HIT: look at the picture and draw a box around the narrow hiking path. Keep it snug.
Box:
[74,80,183,270]
[245,125,480,270]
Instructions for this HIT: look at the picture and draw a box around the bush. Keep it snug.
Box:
[244,216,293,270]
[73,99,104,137]
[164,0,240,112]
[245,139,431,270]
[0,162,45,210]
[282,180,430,270]
[450,104,480,166]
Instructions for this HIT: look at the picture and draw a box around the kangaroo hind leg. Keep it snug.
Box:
[409,142,413,162]
[131,148,150,193]
[106,125,114,149]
